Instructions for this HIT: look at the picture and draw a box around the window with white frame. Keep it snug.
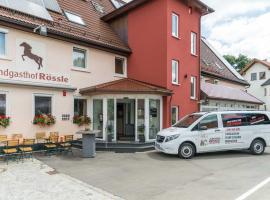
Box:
[0,32,6,56]
[0,94,6,116]
[34,95,52,115]
[171,106,179,125]
[172,60,179,84]
[251,73,257,81]
[172,13,179,38]
[74,99,87,116]
[191,32,197,55]
[64,11,85,25]
[191,76,196,99]
[115,57,125,75]
[73,48,86,68]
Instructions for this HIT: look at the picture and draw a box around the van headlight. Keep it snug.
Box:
[165,134,180,142]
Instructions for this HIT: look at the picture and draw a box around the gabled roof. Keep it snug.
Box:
[80,78,173,96]
[201,38,249,86]
[261,79,270,86]
[0,0,131,54]
[102,0,214,22]
[240,58,270,75]
[201,82,264,105]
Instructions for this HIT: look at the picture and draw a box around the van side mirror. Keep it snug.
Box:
[200,126,208,131]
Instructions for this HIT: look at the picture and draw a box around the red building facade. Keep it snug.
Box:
[104,0,213,128]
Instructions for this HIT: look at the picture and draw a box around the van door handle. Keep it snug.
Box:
[215,129,221,132]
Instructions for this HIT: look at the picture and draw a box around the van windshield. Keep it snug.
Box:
[173,114,203,128]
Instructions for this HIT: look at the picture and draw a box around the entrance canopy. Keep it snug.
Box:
[79,78,173,96]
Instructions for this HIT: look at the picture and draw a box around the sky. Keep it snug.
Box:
[201,0,270,60]
[123,0,270,60]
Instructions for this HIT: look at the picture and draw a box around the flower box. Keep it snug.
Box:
[73,115,91,126]
[0,115,10,128]
[33,114,56,127]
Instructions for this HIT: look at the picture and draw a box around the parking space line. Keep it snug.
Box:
[235,177,270,200]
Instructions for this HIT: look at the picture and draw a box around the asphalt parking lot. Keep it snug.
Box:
[38,148,270,200]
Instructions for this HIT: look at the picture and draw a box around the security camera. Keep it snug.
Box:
[33,24,47,36]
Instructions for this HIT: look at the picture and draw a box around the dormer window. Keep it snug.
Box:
[111,0,124,9]
[64,11,85,26]
[91,1,105,13]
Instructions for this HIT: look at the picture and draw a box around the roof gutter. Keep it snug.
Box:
[102,0,214,22]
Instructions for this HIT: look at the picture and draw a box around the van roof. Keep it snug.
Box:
[194,110,269,115]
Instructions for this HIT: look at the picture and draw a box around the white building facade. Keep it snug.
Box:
[241,59,270,111]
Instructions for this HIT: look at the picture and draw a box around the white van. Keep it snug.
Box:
[155,111,270,159]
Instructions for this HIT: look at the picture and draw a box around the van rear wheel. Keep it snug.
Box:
[179,143,195,159]
[250,139,265,155]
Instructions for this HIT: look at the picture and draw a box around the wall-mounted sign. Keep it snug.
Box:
[0,39,70,86]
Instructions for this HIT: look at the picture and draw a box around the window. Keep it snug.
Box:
[195,114,218,130]
[191,76,196,99]
[171,106,179,125]
[259,72,266,80]
[111,0,125,8]
[107,99,115,138]
[264,88,267,96]
[174,114,203,128]
[149,99,160,139]
[0,94,6,116]
[73,48,86,68]
[0,32,5,56]
[74,99,87,116]
[222,113,248,127]
[93,99,103,138]
[191,32,197,55]
[172,13,179,38]
[222,113,270,127]
[64,11,85,25]
[251,73,257,81]
[34,96,52,115]
[248,114,270,125]
[172,60,179,84]
[91,1,105,13]
[115,57,125,75]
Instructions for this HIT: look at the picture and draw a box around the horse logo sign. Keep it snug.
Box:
[20,42,43,70]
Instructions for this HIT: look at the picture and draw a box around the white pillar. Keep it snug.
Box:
[135,98,138,142]
[145,98,149,142]
[88,98,93,130]
[113,98,117,142]
[103,98,107,141]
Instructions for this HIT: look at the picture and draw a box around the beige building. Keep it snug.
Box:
[0,0,169,142]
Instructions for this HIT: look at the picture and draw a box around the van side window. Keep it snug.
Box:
[193,114,218,131]
[247,114,270,125]
[222,113,248,127]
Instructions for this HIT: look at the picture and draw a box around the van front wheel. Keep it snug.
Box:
[250,139,265,155]
[179,143,195,159]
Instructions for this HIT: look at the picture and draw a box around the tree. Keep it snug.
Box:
[223,54,251,72]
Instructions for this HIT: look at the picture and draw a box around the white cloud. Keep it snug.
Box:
[202,0,270,60]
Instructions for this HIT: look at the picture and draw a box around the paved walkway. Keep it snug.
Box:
[0,159,123,200]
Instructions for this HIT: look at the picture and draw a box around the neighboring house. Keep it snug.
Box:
[241,59,270,111]
[0,0,213,142]
[200,38,263,111]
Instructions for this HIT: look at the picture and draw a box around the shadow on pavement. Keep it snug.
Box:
[147,150,270,161]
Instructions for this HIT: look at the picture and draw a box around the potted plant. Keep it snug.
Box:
[33,114,56,127]
[0,115,10,128]
[138,124,145,143]
[73,115,91,128]
[107,124,113,142]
